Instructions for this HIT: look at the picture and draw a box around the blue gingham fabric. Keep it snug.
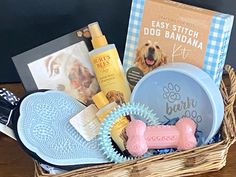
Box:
[123,0,145,72]
[123,0,234,87]
[203,13,234,86]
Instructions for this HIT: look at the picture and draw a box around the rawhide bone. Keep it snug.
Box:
[126,117,197,157]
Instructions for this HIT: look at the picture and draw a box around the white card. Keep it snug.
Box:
[69,104,100,141]
[0,123,16,140]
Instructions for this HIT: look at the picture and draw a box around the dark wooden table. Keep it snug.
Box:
[0,83,235,177]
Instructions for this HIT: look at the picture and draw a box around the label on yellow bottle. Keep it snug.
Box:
[90,47,131,103]
[97,106,129,152]
[111,117,129,151]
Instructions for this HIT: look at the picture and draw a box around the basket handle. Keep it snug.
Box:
[220,65,236,144]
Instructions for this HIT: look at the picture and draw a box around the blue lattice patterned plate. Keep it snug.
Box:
[16,90,109,166]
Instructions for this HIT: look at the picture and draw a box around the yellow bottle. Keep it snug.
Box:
[92,91,129,152]
[88,22,131,104]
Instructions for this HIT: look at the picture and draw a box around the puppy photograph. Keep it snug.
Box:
[106,90,125,105]
[134,40,167,74]
[28,41,99,105]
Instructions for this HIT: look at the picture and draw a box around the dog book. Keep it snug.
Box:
[123,0,234,87]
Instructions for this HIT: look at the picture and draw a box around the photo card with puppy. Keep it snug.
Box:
[12,26,100,105]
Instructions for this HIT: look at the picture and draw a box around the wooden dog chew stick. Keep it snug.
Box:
[126,117,197,157]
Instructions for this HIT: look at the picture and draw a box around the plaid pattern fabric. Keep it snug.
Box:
[123,0,145,72]
[123,0,234,86]
[203,13,234,86]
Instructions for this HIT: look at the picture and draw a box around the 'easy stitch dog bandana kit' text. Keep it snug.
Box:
[123,0,234,87]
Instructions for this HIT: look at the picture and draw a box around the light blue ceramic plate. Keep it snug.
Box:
[131,63,224,145]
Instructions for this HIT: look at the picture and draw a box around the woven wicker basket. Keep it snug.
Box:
[34,65,236,177]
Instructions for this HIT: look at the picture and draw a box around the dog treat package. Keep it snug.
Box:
[123,0,234,87]
[12,26,100,105]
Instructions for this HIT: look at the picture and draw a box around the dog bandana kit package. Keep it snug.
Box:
[123,0,234,87]
[12,26,99,106]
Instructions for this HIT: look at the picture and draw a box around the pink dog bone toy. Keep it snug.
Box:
[126,117,197,157]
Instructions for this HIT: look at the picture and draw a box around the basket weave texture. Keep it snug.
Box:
[34,65,236,177]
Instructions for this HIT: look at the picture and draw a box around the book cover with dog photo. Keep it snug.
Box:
[13,27,100,105]
[123,0,234,87]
